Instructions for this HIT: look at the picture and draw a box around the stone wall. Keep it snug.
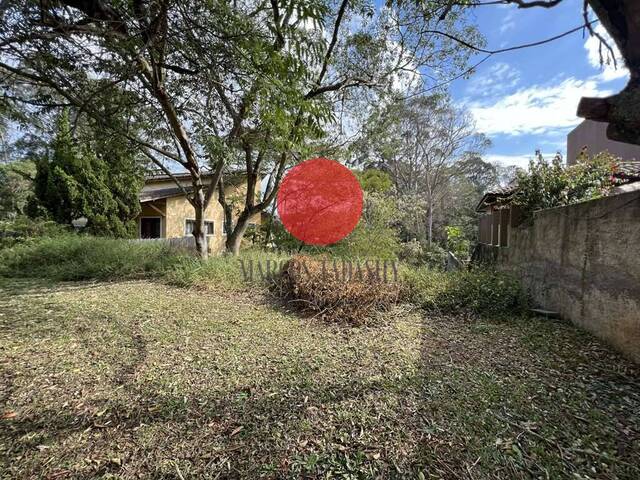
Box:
[485,190,640,362]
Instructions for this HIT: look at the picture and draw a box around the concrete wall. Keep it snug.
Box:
[488,191,640,362]
[567,120,640,165]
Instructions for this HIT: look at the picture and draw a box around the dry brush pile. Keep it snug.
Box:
[274,255,403,324]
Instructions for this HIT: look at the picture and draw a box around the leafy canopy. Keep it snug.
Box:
[32,110,143,237]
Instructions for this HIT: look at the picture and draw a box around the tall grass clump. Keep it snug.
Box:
[405,266,528,316]
[0,235,186,281]
[163,250,291,289]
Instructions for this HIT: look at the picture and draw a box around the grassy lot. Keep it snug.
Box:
[1,279,639,479]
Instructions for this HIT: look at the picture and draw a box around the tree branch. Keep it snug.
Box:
[314,0,349,88]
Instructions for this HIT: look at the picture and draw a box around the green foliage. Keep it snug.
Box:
[422,243,447,269]
[398,240,447,269]
[329,191,400,259]
[330,222,400,260]
[357,169,393,193]
[0,233,289,288]
[398,239,424,266]
[269,220,305,252]
[514,151,620,221]
[0,235,184,281]
[405,267,528,316]
[32,110,143,237]
[0,216,68,250]
[164,250,290,289]
[446,226,470,260]
[0,160,35,220]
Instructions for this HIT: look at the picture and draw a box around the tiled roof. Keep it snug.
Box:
[139,186,193,202]
[144,168,249,183]
[615,161,640,179]
[475,184,518,212]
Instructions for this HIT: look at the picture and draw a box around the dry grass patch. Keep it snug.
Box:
[0,279,639,479]
[275,255,402,325]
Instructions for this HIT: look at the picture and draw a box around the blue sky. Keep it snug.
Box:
[447,0,629,169]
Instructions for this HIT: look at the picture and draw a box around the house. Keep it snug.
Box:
[136,171,260,254]
[567,120,640,165]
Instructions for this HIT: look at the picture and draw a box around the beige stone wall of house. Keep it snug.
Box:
[164,195,226,253]
[136,176,262,254]
[482,190,640,363]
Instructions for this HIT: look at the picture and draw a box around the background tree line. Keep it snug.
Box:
[1,0,637,257]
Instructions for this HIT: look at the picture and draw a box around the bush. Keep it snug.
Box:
[405,266,528,316]
[275,255,402,325]
[164,250,290,289]
[513,151,621,221]
[0,235,186,281]
[399,239,424,266]
[0,217,69,250]
[422,244,447,269]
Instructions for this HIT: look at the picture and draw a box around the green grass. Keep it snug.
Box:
[404,266,529,316]
[0,235,290,290]
[1,279,638,479]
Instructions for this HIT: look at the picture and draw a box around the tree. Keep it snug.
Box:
[0,0,480,256]
[352,94,488,245]
[512,150,620,221]
[0,160,35,220]
[32,110,143,236]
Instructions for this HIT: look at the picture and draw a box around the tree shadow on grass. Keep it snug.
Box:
[411,313,640,479]
[2,370,427,479]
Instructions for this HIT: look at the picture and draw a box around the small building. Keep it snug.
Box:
[136,171,260,254]
[475,186,521,248]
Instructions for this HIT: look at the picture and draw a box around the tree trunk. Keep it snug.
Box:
[577,0,640,145]
[192,186,208,258]
[225,209,251,256]
[427,201,434,247]
[263,209,274,248]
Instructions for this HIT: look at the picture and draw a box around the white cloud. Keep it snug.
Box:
[465,62,520,97]
[584,24,629,82]
[468,77,613,137]
[484,152,560,170]
[499,10,516,34]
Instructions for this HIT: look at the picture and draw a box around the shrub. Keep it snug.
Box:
[445,226,470,261]
[0,216,69,250]
[275,255,402,325]
[405,266,528,316]
[0,235,186,281]
[513,151,622,221]
[399,239,424,266]
[422,244,447,269]
[164,250,290,289]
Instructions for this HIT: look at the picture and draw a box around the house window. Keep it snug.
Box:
[140,217,161,239]
[185,219,214,236]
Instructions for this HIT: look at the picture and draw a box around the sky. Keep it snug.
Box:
[447,0,629,169]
